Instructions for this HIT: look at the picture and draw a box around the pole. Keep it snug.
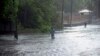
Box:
[61,0,64,28]
[14,17,18,40]
[70,0,73,27]
[97,0,99,17]
[13,0,18,40]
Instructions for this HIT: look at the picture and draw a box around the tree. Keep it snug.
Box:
[18,0,56,32]
[0,0,19,26]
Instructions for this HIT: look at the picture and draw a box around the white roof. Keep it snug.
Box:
[79,9,92,13]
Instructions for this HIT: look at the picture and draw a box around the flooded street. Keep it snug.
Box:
[1,0,100,56]
[0,25,100,56]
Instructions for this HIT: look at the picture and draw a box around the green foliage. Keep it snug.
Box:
[1,0,19,22]
[18,0,56,32]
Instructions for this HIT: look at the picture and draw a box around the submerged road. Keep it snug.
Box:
[0,25,100,56]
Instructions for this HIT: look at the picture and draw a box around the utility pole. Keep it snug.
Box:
[90,0,93,23]
[70,0,73,27]
[97,0,99,17]
[61,0,64,28]
[13,0,18,40]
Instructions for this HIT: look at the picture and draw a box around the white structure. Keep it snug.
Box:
[79,9,92,15]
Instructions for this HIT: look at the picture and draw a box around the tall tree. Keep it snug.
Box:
[0,0,19,22]
[18,0,56,32]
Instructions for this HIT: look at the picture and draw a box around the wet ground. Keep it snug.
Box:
[0,25,100,56]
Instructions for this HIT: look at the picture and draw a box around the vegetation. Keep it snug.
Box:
[18,0,56,33]
[0,0,56,33]
[0,0,98,33]
[0,0,19,21]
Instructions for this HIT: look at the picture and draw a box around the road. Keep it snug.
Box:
[0,25,100,56]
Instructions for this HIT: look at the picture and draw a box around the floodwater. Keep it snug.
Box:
[0,25,100,56]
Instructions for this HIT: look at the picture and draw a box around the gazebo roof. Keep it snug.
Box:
[79,9,92,13]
